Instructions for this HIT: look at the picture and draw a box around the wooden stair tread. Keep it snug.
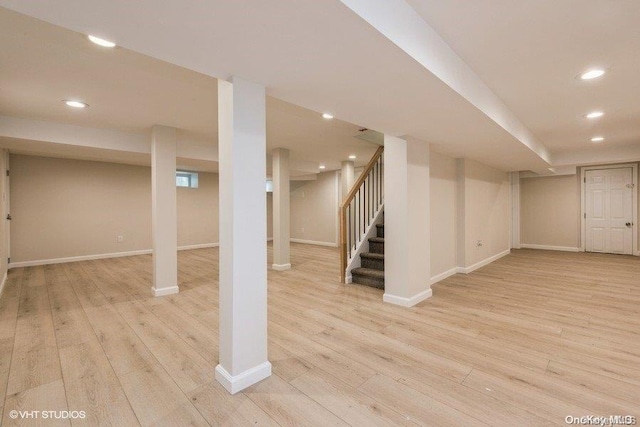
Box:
[368,237,385,243]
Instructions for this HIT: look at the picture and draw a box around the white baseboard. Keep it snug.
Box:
[178,243,219,251]
[271,263,291,271]
[152,286,179,297]
[290,238,338,247]
[520,244,580,252]
[215,361,272,395]
[383,288,432,307]
[0,270,7,299]
[430,267,458,285]
[9,249,154,269]
[345,274,352,284]
[7,240,282,269]
[458,249,511,274]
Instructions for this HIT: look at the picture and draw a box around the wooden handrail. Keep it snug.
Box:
[340,146,384,209]
[339,146,384,283]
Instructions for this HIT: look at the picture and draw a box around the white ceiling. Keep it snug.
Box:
[0,7,379,173]
[406,0,640,152]
[0,1,554,172]
[0,1,638,173]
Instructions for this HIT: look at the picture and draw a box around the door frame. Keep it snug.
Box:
[580,163,638,256]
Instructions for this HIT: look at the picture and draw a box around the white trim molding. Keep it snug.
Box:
[383,288,432,307]
[215,361,272,395]
[9,249,154,269]
[178,243,219,251]
[520,244,580,252]
[7,242,244,269]
[151,286,179,297]
[430,267,458,285]
[457,249,511,274]
[580,163,638,256]
[271,263,291,271]
[290,238,338,247]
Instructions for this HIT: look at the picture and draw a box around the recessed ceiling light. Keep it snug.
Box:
[585,111,604,119]
[580,69,605,80]
[64,100,88,108]
[348,155,356,160]
[88,35,116,48]
[322,113,334,119]
[319,165,326,170]
[591,136,604,142]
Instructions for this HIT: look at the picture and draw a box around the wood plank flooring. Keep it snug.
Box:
[1,245,639,426]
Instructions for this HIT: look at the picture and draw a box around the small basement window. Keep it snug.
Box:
[176,171,199,188]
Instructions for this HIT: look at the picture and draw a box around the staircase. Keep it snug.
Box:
[351,223,384,289]
[339,145,384,287]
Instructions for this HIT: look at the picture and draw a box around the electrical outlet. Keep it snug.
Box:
[116,235,124,243]
[301,227,305,233]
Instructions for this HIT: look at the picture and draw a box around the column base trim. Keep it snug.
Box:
[383,288,432,307]
[215,361,272,395]
[271,263,291,271]
[152,286,179,297]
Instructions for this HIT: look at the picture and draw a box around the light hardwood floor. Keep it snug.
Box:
[0,245,639,426]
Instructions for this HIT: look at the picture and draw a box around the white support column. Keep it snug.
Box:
[383,135,432,307]
[151,125,178,297]
[272,148,291,271]
[341,160,355,200]
[456,159,466,268]
[215,77,271,394]
[510,171,521,249]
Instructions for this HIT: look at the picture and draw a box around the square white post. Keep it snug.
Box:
[151,125,178,296]
[272,148,291,270]
[215,77,271,394]
[510,171,521,249]
[383,135,432,307]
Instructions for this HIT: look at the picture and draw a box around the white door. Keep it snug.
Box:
[585,168,634,254]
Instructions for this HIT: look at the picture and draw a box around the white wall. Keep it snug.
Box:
[8,152,516,275]
[520,175,580,248]
[430,151,457,276]
[520,163,640,250]
[9,154,272,264]
[462,159,511,268]
[177,171,219,247]
[11,155,152,262]
[290,171,339,245]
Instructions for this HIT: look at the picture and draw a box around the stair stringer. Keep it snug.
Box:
[344,204,385,284]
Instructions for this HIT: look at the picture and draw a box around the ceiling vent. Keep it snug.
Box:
[354,128,383,146]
